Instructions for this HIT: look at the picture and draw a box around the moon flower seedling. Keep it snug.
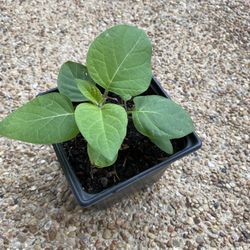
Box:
[0,24,195,168]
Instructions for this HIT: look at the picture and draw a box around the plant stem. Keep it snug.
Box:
[123,100,127,110]
[103,89,109,99]
[100,89,109,106]
[113,166,120,180]
[107,96,119,103]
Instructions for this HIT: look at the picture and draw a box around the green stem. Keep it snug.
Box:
[100,89,109,106]
[123,100,127,111]
[103,89,109,99]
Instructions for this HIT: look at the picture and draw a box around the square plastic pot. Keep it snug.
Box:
[39,77,202,208]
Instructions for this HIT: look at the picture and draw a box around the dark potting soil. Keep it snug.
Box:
[62,118,185,194]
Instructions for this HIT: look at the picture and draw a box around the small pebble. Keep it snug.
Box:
[196,236,204,244]
[147,232,156,239]
[102,229,112,240]
[172,239,180,247]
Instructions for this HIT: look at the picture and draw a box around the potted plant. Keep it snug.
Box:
[0,24,201,207]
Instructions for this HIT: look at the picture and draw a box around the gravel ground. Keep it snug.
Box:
[0,0,249,249]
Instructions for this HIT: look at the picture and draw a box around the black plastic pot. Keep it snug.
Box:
[39,77,202,208]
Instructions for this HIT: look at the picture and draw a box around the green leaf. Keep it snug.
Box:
[75,103,127,161]
[0,93,79,144]
[76,79,104,105]
[132,95,194,139]
[86,24,152,100]
[150,136,173,154]
[57,61,94,102]
[87,144,117,168]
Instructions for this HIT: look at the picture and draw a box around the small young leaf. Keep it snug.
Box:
[57,61,94,102]
[132,95,194,139]
[87,144,117,168]
[75,103,127,161]
[150,136,173,154]
[86,24,152,100]
[0,93,79,144]
[76,79,104,105]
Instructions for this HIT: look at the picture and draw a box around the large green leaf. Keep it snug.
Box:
[76,79,104,105]
[75,103,127,161]
[57,61,94,102]
[132,95,194,140]
[86,24,152,100]
[0,93,79,144]
[87,144,117,168]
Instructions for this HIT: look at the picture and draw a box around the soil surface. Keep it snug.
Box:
[62,119,185,193]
